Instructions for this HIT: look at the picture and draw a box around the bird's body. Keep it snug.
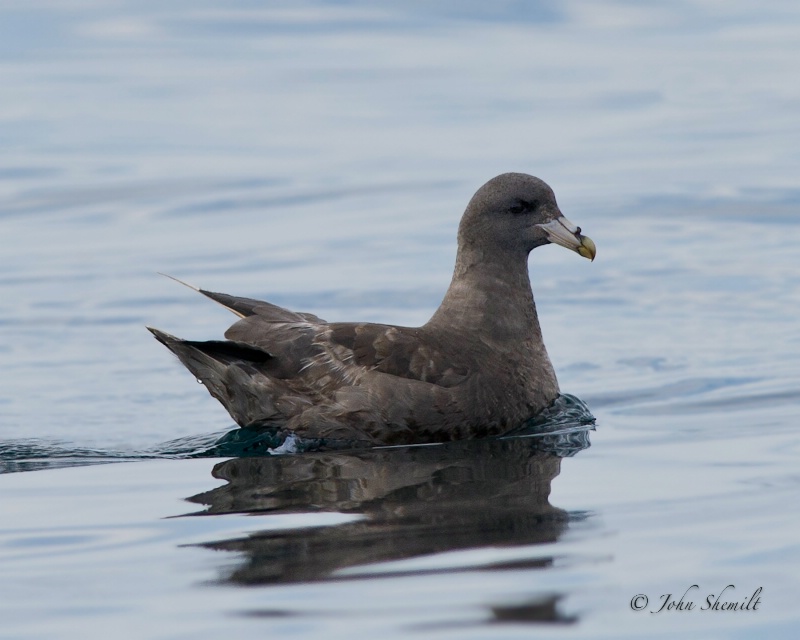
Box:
[149,173,595,445]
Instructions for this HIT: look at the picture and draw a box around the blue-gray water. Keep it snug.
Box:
[2,2,800,638]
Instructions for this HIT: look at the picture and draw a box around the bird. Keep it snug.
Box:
[148,173,596,446]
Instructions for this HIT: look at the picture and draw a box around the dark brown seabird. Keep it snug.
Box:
[148,173,596,445]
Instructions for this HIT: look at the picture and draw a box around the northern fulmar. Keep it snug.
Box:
[149,173,596,445]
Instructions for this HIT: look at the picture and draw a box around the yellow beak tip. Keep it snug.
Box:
[577,236,597,261]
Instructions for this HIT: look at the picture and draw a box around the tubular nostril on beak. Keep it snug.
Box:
[537,216,595,260]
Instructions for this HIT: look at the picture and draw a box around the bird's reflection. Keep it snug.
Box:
[186,428,591,607]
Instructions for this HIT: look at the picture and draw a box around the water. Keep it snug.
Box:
[2,1,800,638]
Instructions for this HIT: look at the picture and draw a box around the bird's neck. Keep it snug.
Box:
[425,244,543,347]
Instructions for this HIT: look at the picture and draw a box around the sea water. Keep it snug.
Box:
[1,2,799,638]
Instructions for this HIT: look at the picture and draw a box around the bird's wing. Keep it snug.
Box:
[323,322,471,388]
[222,305,471,389]
[201,288,324,323]
[158,274,323,322]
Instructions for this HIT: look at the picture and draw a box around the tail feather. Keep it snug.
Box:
[147,327,288,426]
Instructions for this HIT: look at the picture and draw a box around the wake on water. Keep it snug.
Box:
[1,394,595,473]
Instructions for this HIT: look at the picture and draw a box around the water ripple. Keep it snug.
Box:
[0,394,594,473]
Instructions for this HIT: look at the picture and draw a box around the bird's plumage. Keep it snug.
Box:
[149,173,595,445]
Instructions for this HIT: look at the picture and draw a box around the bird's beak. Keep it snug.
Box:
[537,216,596,261]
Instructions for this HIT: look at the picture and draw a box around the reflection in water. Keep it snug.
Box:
[185,430,591,625]
[0,395,594,473]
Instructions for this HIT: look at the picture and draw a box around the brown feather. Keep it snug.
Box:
[149,173,591,444]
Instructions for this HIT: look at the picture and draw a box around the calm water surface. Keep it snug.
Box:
[2,2,800,638]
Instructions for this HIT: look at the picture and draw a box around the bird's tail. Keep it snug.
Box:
[147,327,288,427]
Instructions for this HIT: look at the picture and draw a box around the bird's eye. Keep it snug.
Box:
[509,202,527,215]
